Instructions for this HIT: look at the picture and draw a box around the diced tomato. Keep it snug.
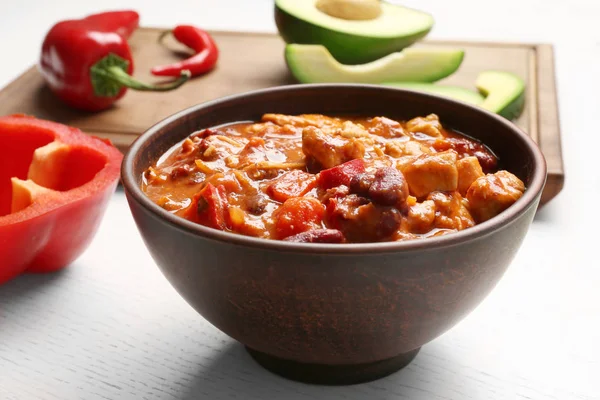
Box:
[266,170,317,203]
[188,183,229,230]
[274,197,325,239]
[317,159,366,189]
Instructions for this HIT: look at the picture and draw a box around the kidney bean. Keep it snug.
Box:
[349,167,408,207]
[435,137,498,172]
[283,229,345,243]
[349,173,372,197]
[169,164,193,179]
[368,167,409,207]
[245,193,268,215]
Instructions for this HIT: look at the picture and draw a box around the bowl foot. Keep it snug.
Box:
[245,347,421,385]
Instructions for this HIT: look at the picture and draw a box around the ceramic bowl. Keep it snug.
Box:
[121,84,546,385]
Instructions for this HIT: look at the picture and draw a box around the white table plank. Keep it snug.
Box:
[1,1,600,399]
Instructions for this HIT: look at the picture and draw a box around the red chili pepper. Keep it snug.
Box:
[0,115,123,285]
[39,10,190,112]
[151,25,219,77]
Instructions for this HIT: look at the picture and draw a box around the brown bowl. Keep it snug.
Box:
[121,84,546,385]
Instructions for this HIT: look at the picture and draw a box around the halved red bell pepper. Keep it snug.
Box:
[0,114,123,284]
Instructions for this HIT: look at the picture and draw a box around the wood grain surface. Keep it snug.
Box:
[0,28,564,205]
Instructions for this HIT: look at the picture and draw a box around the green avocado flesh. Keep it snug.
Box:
[275,0,434,64]
[285,44,465,84]
[383,82,485,106]
[476,71,526,120]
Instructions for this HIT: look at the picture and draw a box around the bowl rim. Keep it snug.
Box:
[121,83,547,255]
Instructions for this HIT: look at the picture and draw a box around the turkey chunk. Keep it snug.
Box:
[428,191,475,230]
[302,126,365,170]
[405,200,436,233]
[336,121,371,139]
[406,114,442,137]
[403,150,458,198]
[368,116,407,138]
[457,156,485,195]
[262,113,342,129]
[395,155,418,174]
[244,121,298,136]
[385,141,405,158]
[385,140,431,158]
[466,171,525,222]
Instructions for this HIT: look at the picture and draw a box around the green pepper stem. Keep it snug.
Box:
[90,53,190,97]
[102,66,190,91]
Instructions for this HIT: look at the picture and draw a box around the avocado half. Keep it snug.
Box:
[285,44,464,84]
[476,71,526,120]
[275,0,434,65]
[385,71,526,119]
[383,82,485,106]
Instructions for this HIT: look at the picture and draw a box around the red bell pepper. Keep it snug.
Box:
[317,159,366,189]
[152,25,219,78]
[0,115,123,285]
[39,10,190,112]
[81,10,141,39]
[193,183,229,230]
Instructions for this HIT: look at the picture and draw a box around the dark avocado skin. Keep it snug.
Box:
[498,92,526,120]
[275,6,432,65]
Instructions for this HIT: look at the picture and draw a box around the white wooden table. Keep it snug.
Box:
[1,1,599,399]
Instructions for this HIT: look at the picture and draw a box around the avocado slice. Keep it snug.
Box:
[285,44,465,84]
[275,0,434,65]
[382,82,485,106]
[476,71,526,120]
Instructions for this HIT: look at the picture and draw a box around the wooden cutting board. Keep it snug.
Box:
[0,28,563,206]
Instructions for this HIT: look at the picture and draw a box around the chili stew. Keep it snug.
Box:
[141,113,525,243]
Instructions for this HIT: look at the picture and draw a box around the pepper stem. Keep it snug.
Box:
[102,65,190,91]
[90,53,190,97]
